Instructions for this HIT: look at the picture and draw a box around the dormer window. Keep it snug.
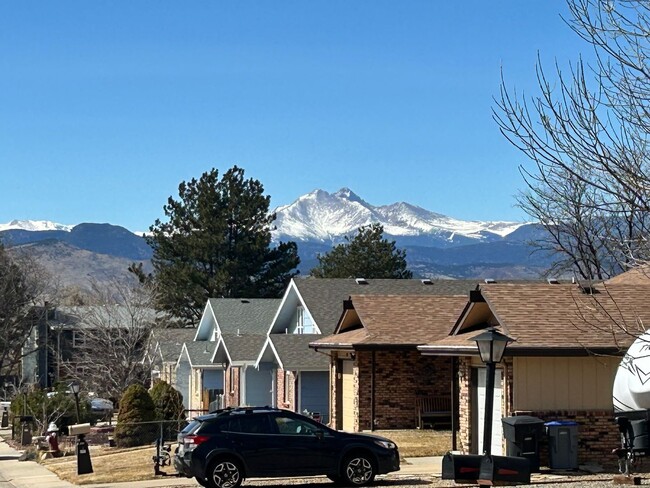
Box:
[296,307,304,334]
[296,306,315,334]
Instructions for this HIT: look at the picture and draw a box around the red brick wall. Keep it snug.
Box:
[356,349,453,431]
[275,369,296,411]
[457,355,623,469]
[330,352,342,430]
[224,366,240,407]
[458,357,473,453]
[330,353,338,429]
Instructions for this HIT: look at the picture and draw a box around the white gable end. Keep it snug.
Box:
[266,280,321,335]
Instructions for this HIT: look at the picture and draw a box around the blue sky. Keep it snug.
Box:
[1,1,589,232]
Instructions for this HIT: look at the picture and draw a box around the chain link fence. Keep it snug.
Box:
[113,419,188,447]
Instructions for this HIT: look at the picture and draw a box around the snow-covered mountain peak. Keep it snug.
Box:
[333,187,367,205]
[0,220,73,232]
[272,189,526,244]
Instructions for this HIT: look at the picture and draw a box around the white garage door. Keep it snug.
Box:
[477,368,503,455]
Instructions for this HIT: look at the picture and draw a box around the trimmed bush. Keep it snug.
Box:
[149,380,186,440]
[114,384,157,447]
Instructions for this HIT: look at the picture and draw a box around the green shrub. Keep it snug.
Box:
[114,384,157,448]
[149,380,186,440]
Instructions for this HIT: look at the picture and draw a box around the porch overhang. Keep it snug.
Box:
[255,337,283,369]
[353,343,422,351]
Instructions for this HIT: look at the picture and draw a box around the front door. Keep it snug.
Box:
[477,367,503,455]
[341,361,355,432]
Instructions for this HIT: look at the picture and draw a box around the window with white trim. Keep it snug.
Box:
[72,331,85,348]
[296,306,315,334]
[296,307,304,334]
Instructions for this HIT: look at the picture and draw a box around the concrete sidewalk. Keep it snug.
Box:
[0,438,74,488]
[0,434,441,488]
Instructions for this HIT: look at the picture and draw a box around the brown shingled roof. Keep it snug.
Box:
[421,282,649,355]
[606,266,650,285]
[483,283,645,349]
[311,294,468,348]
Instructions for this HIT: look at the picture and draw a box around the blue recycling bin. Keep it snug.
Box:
[545,420,579,470]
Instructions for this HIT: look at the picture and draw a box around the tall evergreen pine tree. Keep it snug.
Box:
[147,166,299,325]
[311,223,412,279]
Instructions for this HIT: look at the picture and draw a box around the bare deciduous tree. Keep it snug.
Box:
[60,278,157,400]
[494,0,650,280]
[0,244,50,380]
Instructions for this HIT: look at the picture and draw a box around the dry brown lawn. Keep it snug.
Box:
[41,429,450,484]
[42,444,179,485]
[374,429,452,458]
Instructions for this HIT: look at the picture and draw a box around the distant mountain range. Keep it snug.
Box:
[274,188,526,244]
[0,188,553,290]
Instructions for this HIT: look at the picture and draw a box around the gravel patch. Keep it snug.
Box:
[158,472,650,488]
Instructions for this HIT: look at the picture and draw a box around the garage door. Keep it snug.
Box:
[341,360,355,432]
[300,371,330,424]
[477,368,503,455]
[245,363,273,407]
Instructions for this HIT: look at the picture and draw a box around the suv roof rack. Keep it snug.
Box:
[206,406,281,417]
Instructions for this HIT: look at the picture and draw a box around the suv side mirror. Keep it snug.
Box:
[314,429,324,440]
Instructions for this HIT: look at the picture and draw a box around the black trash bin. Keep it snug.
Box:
[545,420,579,470]
[502,415,545,472]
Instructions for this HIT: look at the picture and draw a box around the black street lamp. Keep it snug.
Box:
[69,381,81,423]
[472,327,513,456]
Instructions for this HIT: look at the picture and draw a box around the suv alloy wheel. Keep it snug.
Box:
[208,458,243,488]
[343,453,376,486]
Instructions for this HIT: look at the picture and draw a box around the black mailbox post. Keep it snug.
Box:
[442,453,483,483]
[502,415,545,472]
[19,415,33,446]
[479,454,531,484]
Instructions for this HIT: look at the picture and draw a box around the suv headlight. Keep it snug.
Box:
[374,440,397,450]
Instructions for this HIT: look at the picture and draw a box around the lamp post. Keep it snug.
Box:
[472,327,513,456]
[69,382,81,423]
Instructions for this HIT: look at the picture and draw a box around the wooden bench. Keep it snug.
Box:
[415,395,452,429]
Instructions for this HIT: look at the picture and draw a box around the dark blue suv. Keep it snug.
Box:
[173,406,400,488]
